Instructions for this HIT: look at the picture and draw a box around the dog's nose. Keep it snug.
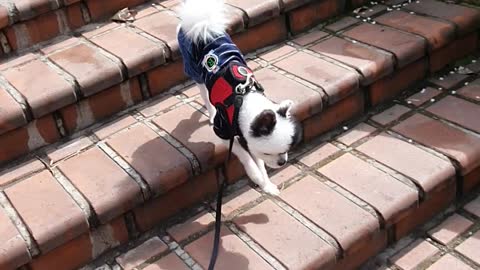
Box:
[277,160,287,167]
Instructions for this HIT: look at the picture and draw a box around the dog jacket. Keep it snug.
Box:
[178,29,259,140]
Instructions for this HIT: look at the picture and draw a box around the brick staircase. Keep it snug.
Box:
[0,0,479,269]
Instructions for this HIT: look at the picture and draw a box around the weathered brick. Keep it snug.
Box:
[86,0,148,20]
[0,207,30,270]
[390,240,439,270]
[299,143,339,167]
[5,170,89,253]
[336,123,376,146]
[430,33,479,72]
[0,87,27,135]
[0,158,44,186]
[167,211,215,242]
[147,61,187,96]
[58,147,143,224]
[106,124,191,195]
[455,230,480,265]
[116,237,168,270]
[428,254,474,270]
[226,0,280,27]
[49,43,123,97]
[311,36,394,85]
[368,59,427,106]
[428,214,473,245]
[143,253,189,270]
[303,91,364,141]
[319,153,418,225]
[288,0,344,34]
[60,79,142,133]
[406,87,441,107]
[427,95,480,133]
[275,51,359,105]
[371,105,410,126]
[3,59,76,118]
[90,27,167,77]
[232,16,287,54]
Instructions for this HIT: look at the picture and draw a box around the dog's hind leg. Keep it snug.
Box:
[198,84,217,124]
[231,139,280,196]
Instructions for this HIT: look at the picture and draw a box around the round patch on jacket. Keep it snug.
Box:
[203,52,219,73]
[232,65,252,80]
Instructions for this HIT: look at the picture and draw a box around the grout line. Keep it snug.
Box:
[0,191,39,256]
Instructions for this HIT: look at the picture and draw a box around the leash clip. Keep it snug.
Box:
[234,73,254,95]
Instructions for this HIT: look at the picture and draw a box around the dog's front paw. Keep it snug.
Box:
[262,182,280,196]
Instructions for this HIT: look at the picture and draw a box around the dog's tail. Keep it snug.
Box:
[179,0,227,44]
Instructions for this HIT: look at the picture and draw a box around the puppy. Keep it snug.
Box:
[177,0,302,196]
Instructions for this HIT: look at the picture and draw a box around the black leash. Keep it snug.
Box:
[208,70,261,270]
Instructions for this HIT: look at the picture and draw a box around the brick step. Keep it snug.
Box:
[0,0,479,269]
[0,0,348,166]
[79,63,480,270]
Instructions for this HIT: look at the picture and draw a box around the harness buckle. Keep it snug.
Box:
[234,73,255,95]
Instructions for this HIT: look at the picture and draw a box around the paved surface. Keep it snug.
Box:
[0,0,480,269]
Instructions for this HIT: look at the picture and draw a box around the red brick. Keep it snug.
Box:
[235,200,336,269]
[455,230,480,265]
[292,30,329,46]
[134,170,218,232]
[49,43,123,97]
[270,165,301,185]
[427,96,480,133]
[59,147,143,223]
[64,3,86,30]
[0,158,44,186]
[0,207,30,270]
[0,5,8,29]
[404,0,480,35]
[0,116,60,164]
[29,233,92,270]
[147,61,187,96]
[167,211,215,242]
[5,170,88,253]
[153,105,226,172]
[93,115,137,140]
[185,226,274,270]
[428,254,474,270]
[393,114,480,176]
[30,217,128,270]
[134,11,180,59]
[430,33,479,72]
[299,143,339,166]
[275,51,359,105]
[371,105,410,125]
[259,45,295,62]
[0,87,27,135]
[39,36,81,55]
[319,153,418,224]
[233,16,287,54]
[140,95,180,117]
[254,68,324,121]
[311,36,394,85]
[116,237,168,270]
[458,79,480,101]
[407,87,441,107]
[281,0,316,11]
[14,0,57,20]
[3,59,76,118]
[343,23,426,68]
[86,0,147,20]
[226,0,280,27]
[90,27,166,77]
[428,214,473,244]
[390,240,439,270]
[60,79,142,133]
[325,17,359,32]
[282,176,384,256]
[216,186,261,217]
[0,53,37,71]
[357,4,387,18]
[303,91,364,141]
[107,124,191,194]
[5,12,60,51]
[81,23,119,39]
[143,253,189,270]
[337,122,376,145]
[464,196,480,217]
[358,132,456,194]
[288,0,343,34]
[429,74,470,90]
[376,11,455,51]
[368,58,427,106]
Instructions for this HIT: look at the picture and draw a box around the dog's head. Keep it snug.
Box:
[244,99,303,168]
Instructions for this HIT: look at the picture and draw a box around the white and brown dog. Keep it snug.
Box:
[177,0,302,196]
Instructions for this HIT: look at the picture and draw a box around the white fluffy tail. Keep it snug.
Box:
[179,0,228,43]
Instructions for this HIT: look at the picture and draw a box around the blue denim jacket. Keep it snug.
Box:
[177,28,246,87]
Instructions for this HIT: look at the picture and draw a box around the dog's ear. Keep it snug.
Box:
[251,109,277,137]
[277,100,294,118]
